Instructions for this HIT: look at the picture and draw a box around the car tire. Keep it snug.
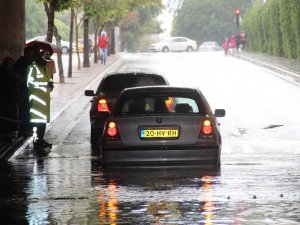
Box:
[162,46,169,52]
[186,46,193,52]
[61,46,69,54]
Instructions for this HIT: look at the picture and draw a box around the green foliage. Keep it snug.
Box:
[172,0,252,45]
[290,0,300,60]
[25,0,48,39]
[119,1,163,52]
[243,0,300,61]
[264,0,281,56]
[279,0,296,59]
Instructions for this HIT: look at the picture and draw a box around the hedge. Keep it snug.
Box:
[243,0,300,61]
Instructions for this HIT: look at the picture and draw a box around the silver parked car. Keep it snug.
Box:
[149,36,197,52]
[100,86,225,170]
[198,41,223,51]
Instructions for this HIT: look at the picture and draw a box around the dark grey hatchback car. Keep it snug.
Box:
[100,86,225,170]
[84,72,169,146]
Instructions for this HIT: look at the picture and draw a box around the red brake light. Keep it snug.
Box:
[97,99,109,112]
[107,121,118,137]
[201,119,213,135]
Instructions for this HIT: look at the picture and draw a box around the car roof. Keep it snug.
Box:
[120,86,199,96]
[103,71,164,77]
[97,72,169,92]
[101,71,169,82]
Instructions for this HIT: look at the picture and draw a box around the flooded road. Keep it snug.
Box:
[1,52,300,225]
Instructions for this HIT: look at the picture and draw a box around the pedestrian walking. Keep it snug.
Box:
[235,33,241,51]
[13,46,36,137]
[230,35,236,51]
[240,32,247,49]
[222,37,230,56]
[98,31,109,65]
[27,47,53,148]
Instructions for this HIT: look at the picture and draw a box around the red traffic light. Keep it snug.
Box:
[235,9,240,15]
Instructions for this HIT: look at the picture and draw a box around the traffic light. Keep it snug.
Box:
[235,9,240,15]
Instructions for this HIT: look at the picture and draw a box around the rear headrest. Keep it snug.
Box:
[175,103,192,113]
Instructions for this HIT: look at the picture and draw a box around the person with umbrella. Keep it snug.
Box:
[27,45,55,148]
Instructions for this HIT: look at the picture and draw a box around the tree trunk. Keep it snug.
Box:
[53,26,64,83]
[106,22,113,56]
[74,11,81,70]
[94,28,99,63]
[68,8,74,78]
[83,14,90,68]
[0,0,25,61]
[111,26,115,55]
[44,2,55,43]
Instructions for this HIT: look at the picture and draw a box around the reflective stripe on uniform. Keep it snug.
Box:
[29,95,46,106]
[30,108,47,119]
[30,119,47,123]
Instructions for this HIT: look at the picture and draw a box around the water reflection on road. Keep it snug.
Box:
[1,148,300,225]
[93,166,221,224]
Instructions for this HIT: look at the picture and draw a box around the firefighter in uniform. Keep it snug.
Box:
[27,49,54,148]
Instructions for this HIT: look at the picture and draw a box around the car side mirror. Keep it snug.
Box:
[84,90,95,96]
[214,109,225,117]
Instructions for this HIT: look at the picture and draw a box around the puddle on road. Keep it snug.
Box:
[1,147,299,224]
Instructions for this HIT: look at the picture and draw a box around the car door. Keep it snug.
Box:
[170,37,182,51]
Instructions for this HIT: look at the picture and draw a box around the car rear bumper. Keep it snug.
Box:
[101,146,220,169]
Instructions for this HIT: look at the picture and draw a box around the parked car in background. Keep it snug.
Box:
[198,41,223,51]
[26,35,70,54]
[100,86,225,170]
[73,38,94,53]
[84,72,169,147]
[149,37,197,52]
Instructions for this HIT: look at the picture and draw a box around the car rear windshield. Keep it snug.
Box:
[114,92,206,116]
[98,75,168,92]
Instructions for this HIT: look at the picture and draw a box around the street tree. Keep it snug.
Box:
[41,0,73,83]
[172,0,252,45]
[119,2,163,52]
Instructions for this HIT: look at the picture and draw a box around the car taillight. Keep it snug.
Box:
[201,119,213,135]
[97,99,109,112]
[107,121,118,137]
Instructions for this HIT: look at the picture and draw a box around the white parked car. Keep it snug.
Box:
[149,37,197,52]
[26,35,70,54]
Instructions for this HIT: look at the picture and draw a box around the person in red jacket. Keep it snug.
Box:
[98,31,109,65]
[222,37,230,55]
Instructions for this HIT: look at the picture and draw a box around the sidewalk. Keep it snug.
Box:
[232,51,300,82]
[5,54,121,160]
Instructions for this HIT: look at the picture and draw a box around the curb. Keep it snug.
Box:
[232,53,300,83]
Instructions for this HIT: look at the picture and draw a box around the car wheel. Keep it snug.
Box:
[61,46,68,54]
[186,46,193,52]
[162,46,169,52]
